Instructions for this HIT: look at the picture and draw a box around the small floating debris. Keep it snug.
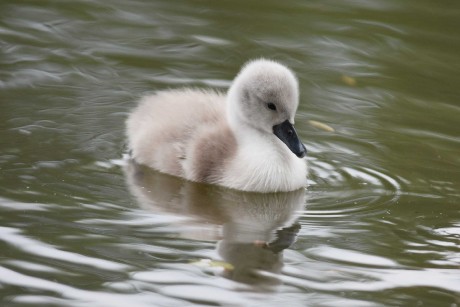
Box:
[308,120,335,132]
[341,75,357,86]
[191,259,234,271]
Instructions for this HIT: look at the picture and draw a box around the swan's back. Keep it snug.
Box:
[126,89,228,177]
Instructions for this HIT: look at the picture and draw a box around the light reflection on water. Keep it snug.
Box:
[123,161,304,287]
[1,0,460,306]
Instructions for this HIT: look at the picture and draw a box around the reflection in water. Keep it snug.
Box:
[124,159,306,288]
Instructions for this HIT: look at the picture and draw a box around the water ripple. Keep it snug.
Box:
[1,0,460,305]
[0,226,130,271]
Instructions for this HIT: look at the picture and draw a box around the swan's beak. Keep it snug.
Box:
[273,120,307,158]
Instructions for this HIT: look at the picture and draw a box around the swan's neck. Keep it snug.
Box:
[223,93,307,192]
[226,90,242,132]
[225,120,306,191]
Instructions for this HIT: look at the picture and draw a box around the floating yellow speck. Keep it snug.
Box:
[341,75,357,86]
[308,120,335,132]
[190,259,234,270]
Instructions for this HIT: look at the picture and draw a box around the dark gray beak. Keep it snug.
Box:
[273,120,307,158]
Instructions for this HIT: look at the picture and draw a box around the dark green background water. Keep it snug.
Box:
[1,1,459,306]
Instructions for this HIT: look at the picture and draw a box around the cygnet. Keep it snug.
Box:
[126,59,307,192]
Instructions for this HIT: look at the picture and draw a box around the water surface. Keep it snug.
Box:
[1,0,460,306]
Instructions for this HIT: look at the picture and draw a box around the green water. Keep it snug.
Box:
[1,0,459,306]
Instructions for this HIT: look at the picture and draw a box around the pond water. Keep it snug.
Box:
[1,0,459,306]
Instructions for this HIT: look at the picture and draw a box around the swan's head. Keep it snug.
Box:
[227,59,306,158]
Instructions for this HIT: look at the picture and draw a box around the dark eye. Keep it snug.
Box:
[267,102,277,111]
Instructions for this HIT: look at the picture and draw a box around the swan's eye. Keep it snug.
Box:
[267,102,277,111]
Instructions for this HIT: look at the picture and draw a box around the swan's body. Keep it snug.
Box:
[126,59,307,192]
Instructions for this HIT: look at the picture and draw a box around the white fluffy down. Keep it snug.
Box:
[126,59,307,192]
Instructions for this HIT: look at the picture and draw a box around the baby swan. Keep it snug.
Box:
[126,59,307,192]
